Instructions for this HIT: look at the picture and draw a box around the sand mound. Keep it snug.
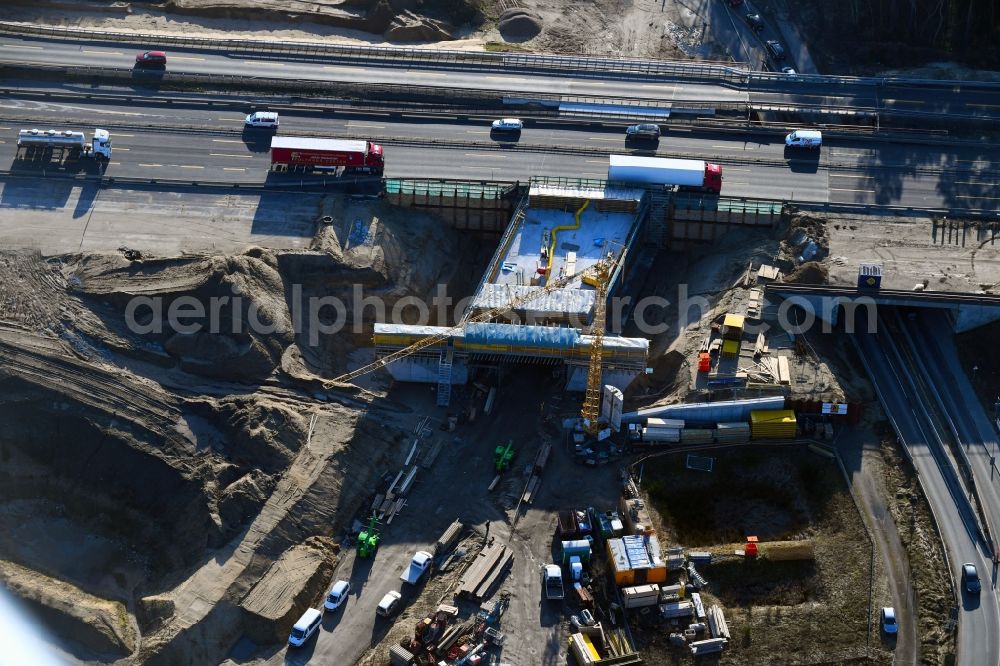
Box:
[498,8,543,41]
[385,10,455,41]
[786,261,829,285]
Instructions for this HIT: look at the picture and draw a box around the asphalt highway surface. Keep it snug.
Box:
[2,93,999,211]
[855,313,1000,665]
[3,35,1000,121]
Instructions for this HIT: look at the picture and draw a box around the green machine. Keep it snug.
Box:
[494,440,516,474]
[357,512,380,558]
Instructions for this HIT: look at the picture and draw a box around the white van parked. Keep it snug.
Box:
[287,607,322,647]
[245,111,279,129]
[785,129,822,148]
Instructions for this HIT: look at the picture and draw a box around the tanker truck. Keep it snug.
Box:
[16,128,112,162]
[608,154,722,194]
[269,137,384,175]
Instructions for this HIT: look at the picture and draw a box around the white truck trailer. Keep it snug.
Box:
[607,155,722,194]
[16,128,112,161]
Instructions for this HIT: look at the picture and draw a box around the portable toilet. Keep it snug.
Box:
[570,556,584,581]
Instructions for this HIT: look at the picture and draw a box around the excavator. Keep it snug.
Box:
[357,512,380,558]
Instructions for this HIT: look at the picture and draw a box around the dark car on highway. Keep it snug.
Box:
[625,124,661,141]
[962,563,981,594]
[765,40,786,60]
[745,13,764,31]
[135,51,167,67]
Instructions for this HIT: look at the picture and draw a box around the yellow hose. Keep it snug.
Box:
[547,199,589,275]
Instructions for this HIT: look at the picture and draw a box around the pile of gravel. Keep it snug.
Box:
[498,8,542,41]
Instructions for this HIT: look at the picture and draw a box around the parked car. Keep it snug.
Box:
[135,51,167,67]
[375,590,403,617]
[491,118,523,132]
[287,608,322,647]
[745,13,764,31]
[881,607,898,635]
[245,111,279,130]
[625,123,661,141]
[765,40,786,60]
[323,580,350,612]
[962,563,981,594]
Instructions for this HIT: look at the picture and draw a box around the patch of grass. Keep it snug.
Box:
[483,41,530,52]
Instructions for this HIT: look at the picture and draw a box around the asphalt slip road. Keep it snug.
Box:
[3,94,1000,209]
[855,314,1000,665]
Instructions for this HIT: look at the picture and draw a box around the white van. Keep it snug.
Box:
[323,580,350,612]
[245,111,279,129]
[785,129,822,148]
[287,607,322,647]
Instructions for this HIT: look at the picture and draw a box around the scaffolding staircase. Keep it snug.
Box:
[436,346,455,407]
[644,190,672,248]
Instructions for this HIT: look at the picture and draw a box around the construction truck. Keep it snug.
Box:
[357,513,380,558]
[543,564,565,600]
[16,128,112,162]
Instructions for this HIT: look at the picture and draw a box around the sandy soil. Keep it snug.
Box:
[0,195,480,664]
[5,0,725,58]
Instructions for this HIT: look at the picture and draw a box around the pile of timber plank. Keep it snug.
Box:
[456,542,513,600]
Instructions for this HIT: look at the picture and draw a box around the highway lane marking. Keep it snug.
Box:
[967,103,1000,109]
[218,118,243,122]
[832,151,865,157]
[109,161,120,165]
[0,127,8,130]
[587,137,622,142]
[956,194,1000,199]
[464,153,507,158]
[212,139,244,143]
[0,140,5,144]
[585,159,605,163]
[830,173,873,179]
[884,99,925,105]
[138,163,162,167]
[114,147,130,151]
[829,187,875,193]
[210,153,253,158]
[350,124,386,129]
[725,167,750,171]
[180,165,204,169]
[169,56,206,61]
[955,180,997,185]
[114,133,134,137]
[465,130,490,134]
[245,61,284,66]
[413,72,449,77]
[82,50,124,56]
[640,84,677,89]
[6,45,43,50]
[224,167,247,172]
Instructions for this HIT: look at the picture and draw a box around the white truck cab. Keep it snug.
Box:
[785,129,822,149]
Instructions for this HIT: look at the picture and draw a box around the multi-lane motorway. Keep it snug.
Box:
[4,31,1000,121]
[2,93,999,211]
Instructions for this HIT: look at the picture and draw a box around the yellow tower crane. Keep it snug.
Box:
[330,253,620,438]
[579,256,615,436]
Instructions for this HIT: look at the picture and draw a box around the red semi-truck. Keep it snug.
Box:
[269,137,384,175]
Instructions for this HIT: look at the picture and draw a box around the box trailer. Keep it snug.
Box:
[270,137,384,175]
[608,155,722,193]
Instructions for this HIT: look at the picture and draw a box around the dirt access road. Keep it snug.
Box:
[249,368,615,665]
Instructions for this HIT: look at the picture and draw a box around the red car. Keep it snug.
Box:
[135,51,167,67]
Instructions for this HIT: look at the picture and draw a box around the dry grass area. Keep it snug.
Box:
[878,435,957,664]
[638,447,890,665]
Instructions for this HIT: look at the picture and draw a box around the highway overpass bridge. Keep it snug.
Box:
[765,283,1000,333]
